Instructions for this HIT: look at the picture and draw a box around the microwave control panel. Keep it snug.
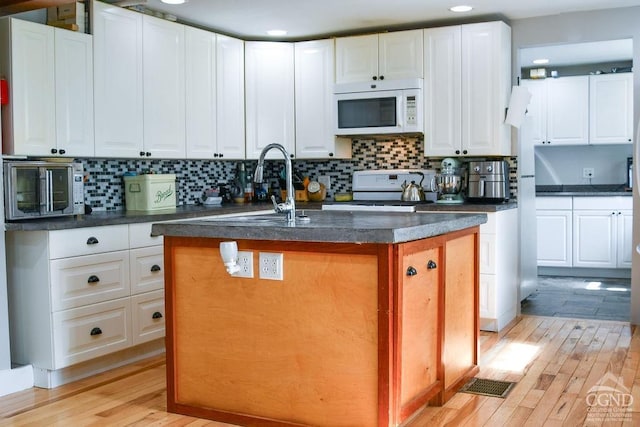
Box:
[405,95,417,126]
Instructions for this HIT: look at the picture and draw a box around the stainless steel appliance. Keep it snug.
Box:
[334,79,423,136]
[435,157,464,204]
[466,160,510,202]
[4,160,84,220]
[322,169,437,212]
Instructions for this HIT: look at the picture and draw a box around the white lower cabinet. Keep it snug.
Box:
[7,222,166,388]
[536,196,632,270]
[536,197,573,267]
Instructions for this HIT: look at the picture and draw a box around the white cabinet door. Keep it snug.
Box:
[573,210,617,268]
[536,210,573,267]
[589,73,633,144]
[142,15,185,159]
[335,34,378,84]
[423,26,462,157]
[4,19,55,156]
[54,28,94,157]
[618,210,633,268]
[546,76,589,145]
[295,39,340,159]
[216,34,245,159]
[185,26,216,159]
[520,79,547,145]
[378,29,423,81]
[245,42,295,159]
[93,1,144,158]
[461,22,511,156]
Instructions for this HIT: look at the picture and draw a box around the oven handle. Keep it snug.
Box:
[46,170,53,212]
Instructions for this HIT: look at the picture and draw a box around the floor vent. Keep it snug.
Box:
[460,378,515,398]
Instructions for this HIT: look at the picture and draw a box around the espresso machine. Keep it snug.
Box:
[466,160,510,202]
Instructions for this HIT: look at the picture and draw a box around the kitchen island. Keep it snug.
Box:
[152,210,486,427]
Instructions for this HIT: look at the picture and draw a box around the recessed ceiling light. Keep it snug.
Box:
[161,0,186,4]
[449,5,473,13]
[267,29,288,36]
[533,58,550,65]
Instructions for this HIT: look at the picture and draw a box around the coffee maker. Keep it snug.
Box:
[466,160,510,202]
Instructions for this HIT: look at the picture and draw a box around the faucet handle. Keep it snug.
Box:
[270,195,280,212]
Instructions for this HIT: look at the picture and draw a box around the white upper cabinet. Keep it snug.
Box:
[294,39,351,159]
[589,73,633,144]
[55,28,94,157]
[0,19,93,157]
[185,26,217,159]
[546,76,589,145]
[245,42,295,159]
[142,15,185,159]
[335,30,423,84]
[423,26,462,156]
[520,79,547,145]
[424,21,511,157]
[93,0,144,158]
[216,34,245,159]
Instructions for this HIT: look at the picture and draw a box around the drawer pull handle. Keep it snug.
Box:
[406,266,417,276]
[86,237,99,245]
[427,260,437,269]
[150,264,161,272]
[90,327,102,336]
[152,311,163,319]
[87,275,100,284]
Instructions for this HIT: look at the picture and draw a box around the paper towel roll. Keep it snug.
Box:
[505,85,533,128]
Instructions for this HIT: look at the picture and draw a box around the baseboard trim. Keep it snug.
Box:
[0,365,34,397]
[538,267,631,279]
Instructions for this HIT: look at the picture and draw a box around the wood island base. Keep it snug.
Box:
[163,226,480,427]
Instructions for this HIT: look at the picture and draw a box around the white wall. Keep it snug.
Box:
[534,144,632,185]
[511,5,640,324]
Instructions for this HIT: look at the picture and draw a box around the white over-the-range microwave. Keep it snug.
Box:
[334,78,423,136]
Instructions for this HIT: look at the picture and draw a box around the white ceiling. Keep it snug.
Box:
[520,39,633,68]
[137,0,640,41]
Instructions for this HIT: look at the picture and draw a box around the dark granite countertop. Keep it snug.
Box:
[415,201,517,212]
[536,184,632,197]
[151,210,487,244]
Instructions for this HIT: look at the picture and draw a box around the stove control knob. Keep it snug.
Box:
[486,165,493,172]
[474,166,481,172]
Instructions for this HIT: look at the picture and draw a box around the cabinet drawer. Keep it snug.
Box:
[129,222,163,249]
[51,251,130,311]
[573,196,632,210]
[130,246,164,295]
[131,290,165,345]
[52,298,131,368]
[536,197,572,210]
[49,225,129,259]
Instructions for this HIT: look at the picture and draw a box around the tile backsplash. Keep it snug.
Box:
[81,138,517,211]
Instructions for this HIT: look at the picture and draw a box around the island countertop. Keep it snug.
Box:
[151,210,487,244]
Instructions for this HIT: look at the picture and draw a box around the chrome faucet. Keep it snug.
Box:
[253,143,296,223]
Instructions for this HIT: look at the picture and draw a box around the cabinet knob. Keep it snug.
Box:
[379,75,384,80]
[152,311,163,319]
[427,260,437,269]
[455,150,461,155]
[90,327,102,336]
[372,76,378,81]
[406,266,417,276]
[87,275,100,284]
[219,153,224,158]
[59,149,66,155]
[140,151,146,157]
[213,153,219,158]
[51,148,58,154]
[86,236,99,245]
[146,152,151,157]
[151,264,161,272]
[462,150,468,155]
[290,153,294,158]
[329,152,334,157]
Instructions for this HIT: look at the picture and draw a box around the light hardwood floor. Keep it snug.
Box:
[1,315,639,426]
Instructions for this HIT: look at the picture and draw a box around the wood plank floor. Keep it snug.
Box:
[1,315,639,426]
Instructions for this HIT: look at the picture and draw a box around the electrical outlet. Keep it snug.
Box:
[234,251,254,278]
[259,252,283,280]
[583,168,595,179]
[318,175,331,190]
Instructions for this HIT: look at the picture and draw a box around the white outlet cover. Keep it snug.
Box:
[234,250,254,278]
[259,252,283,280]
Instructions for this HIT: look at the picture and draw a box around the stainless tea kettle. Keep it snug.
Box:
[401,172,426,201]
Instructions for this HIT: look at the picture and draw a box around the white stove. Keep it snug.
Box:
[322,169,438,212]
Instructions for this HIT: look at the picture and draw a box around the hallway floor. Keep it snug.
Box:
[521,275,631,322]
